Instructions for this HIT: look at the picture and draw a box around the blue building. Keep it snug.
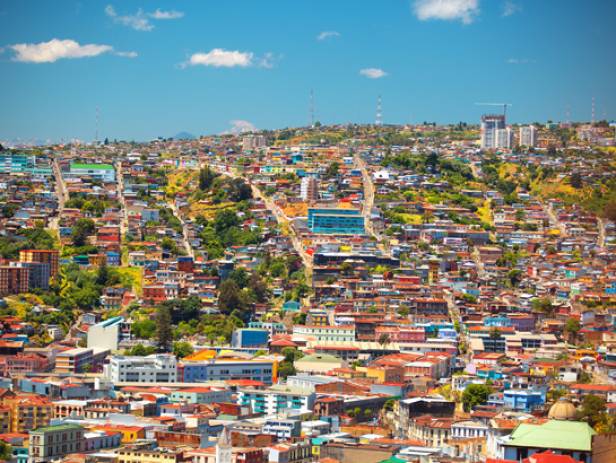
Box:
[182,359,275,384]
[0,153,52,175]
[106,251,121,266]
[231,328,269,348]
[503,389,545,412]
[484,316,512,327]
[307,208,365,235]
[282,300,300,312]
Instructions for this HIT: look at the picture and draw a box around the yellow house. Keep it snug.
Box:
[93,425,145,443]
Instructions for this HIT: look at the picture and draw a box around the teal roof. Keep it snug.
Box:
[99,316,124,327]
[505,420,596,452]
[70,163,114,170]
[378,457,406,463]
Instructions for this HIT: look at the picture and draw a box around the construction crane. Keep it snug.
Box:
[475,102,512,119]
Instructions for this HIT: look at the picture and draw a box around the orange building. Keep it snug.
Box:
[0,392,53,433]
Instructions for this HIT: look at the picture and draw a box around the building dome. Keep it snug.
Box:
[548,398,577,420]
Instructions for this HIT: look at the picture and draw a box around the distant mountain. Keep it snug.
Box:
[173,132,196,140]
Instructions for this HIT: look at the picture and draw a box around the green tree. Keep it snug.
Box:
[462,384,492,412]
[425,151,439,173]
[0,439,12,461]
[173,341,194,359]
[565,317,581,342]
[228,268,249,288]
[156,306,173,352]
[570,172,584,189]
[126,344,156,356]
[398,305,410,317]
[507,269,523,287]
[71,218,95,247]
[96,261,110,286]
[131,319,156,339]
[199,165,217,190]
[326,161,339,177]
[248,273,269,303]
[532,297,554,316]
[577,394,607,428]
[218,279,248,317]
[277,362,296,379]
[604,200,616,222]
[578,370,593,384]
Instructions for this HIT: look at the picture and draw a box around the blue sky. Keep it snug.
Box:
[0,0,614,142]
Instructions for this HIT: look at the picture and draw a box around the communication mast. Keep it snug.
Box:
[375,95,382,127]
[591,96,596,125]
[95,106,100,144]
[309,89,315,128]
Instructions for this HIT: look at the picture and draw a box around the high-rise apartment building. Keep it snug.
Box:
[242,135,266,151]
[300,176,319,202]
[480,115,506,149]
[495,127,514,149]
[519,125,537,147]
[0,264,30,296]
[19,249,59,279]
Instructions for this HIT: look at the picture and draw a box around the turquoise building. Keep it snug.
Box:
[307,208,365,235]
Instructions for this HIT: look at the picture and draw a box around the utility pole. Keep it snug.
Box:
[309,89,315,128]
[95,106,100,144]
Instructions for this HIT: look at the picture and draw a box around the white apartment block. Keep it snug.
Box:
[242,135,266,151]
[495,128,514,149]
[237,386,316,415]
[292,325,355,342]
[519,125,537,147]
[104,354,177,383]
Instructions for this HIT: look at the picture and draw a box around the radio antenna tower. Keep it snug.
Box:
[95,106,100,143]
[591,96,595,125]
[565,104,571,125]
[309,89,315,128]
[375,95,383,127]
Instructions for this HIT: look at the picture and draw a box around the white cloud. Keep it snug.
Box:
[184,49,277,69]
[317,31,341,41]
[149,9,184,20]
[9,39,113,63]
[188,49,254,68]
[227,120,257,134]
[257,52,276,69]
[359,68,387,79]
[502,1,521,17]
[115,50,138,58]
[105,5,184,31]
[413,0,479,24]
[105,5,153,31]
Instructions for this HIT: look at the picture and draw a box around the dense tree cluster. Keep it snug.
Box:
[0,223,56,259]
